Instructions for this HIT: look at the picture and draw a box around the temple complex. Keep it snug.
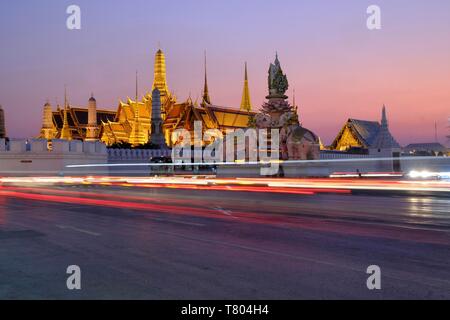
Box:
[39,49,254,147]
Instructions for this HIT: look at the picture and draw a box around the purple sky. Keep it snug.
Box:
[1,0,449,145]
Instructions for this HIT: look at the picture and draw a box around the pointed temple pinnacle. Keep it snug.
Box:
[381,104,388,128]
[135,70,139,102]
[202,50,211,105]
[240,62,252,112]
[244,62,248,80]
[63,86,68,125]
[152,49,169,97]
[60,85,72,140]
[64,85,68,108]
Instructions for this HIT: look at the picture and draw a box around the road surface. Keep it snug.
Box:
[0,180,450,299]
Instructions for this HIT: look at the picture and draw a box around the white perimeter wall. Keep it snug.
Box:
[0,139,108,176]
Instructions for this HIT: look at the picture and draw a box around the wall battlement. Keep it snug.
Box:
[0,139,107,176]
[108,148,171,162]
[0,139,107,154]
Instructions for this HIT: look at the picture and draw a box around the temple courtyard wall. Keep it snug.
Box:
[217,151,450,178]
[1,140,448,178]
[0,139,108,176]
[107,148,172,176]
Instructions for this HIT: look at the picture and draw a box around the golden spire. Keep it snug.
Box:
[129,72,146,146]
[129,103,145,146]
[240,62,252,112]
[135,70,139,102]
[134,71,139,121]
[60,86,72,140]
[202,51,211,105]
[152,49,169,97]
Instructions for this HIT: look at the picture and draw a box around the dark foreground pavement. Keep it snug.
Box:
[1,184,450,299]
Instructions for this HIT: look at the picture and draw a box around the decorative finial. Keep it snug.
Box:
[204,50,207,75]
[275,51,280,65]
[202,50,211,105]
[244,61,248,80]
[381,104,388,128]
[134,71,139,120]
[135,70,139,102]
[240,61,252,112]
[64,85,68,109]
[435,121,438,143]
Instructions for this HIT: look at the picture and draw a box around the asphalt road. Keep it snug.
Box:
[1,184,450,299]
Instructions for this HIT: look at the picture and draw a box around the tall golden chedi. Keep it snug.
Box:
[152,49,174,106]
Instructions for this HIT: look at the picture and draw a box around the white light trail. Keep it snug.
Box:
[65,156,450,168]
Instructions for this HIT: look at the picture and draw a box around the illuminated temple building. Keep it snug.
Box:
[329,106,400,152]
[39,49,255,146]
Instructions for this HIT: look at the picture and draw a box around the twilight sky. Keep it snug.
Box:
[0,0,449,145]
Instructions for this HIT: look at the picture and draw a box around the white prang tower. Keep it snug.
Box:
[150,88,167,148]
[86,94,98,141]
[39,101,55,140]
